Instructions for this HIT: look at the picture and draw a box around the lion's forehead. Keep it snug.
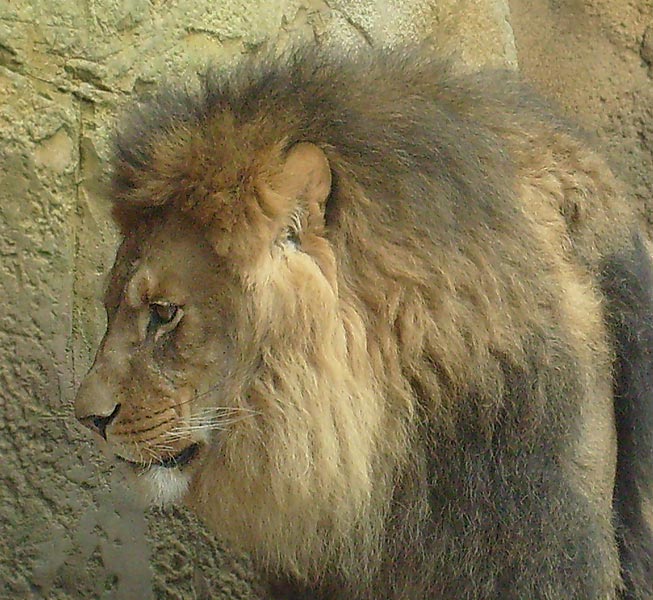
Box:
[143,216,218,270]
[111,215,229,304]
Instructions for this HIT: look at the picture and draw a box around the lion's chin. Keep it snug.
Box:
[130,464,193,507]
[111,443,203,507]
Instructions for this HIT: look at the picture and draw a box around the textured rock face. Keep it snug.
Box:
[0,1,516,598]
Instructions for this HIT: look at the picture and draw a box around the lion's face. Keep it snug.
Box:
[75,144,390,574]
[76,216,241,503]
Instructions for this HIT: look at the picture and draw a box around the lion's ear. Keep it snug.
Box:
[273,142,332,213]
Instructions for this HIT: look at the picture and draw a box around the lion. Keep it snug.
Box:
[74,46,653,599]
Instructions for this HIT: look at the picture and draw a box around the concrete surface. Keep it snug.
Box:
[0,1,516,598]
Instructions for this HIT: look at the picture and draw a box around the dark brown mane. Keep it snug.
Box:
[111,47,530,241]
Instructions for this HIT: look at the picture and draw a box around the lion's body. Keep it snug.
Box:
[75,47,653,599]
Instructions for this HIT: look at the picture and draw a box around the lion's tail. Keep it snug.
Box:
[601,231,653,600]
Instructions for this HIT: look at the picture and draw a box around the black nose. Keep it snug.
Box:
[79,404,121,440]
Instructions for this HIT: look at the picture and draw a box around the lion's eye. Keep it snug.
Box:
[149,302,180,328]
[147,302,183,340]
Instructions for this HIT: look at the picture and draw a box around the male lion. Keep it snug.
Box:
[75,46,653,599]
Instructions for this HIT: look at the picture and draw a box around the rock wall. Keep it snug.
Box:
[0,2,515,598]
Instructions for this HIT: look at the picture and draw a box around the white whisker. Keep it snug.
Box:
[165,411,258,440]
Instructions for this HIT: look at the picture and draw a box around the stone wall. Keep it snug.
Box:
[0,2,515,598]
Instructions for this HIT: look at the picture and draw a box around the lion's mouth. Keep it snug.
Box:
[117,443,200,470]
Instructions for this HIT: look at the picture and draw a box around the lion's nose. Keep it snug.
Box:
[75,369,122,440]
[77,404,122,440]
